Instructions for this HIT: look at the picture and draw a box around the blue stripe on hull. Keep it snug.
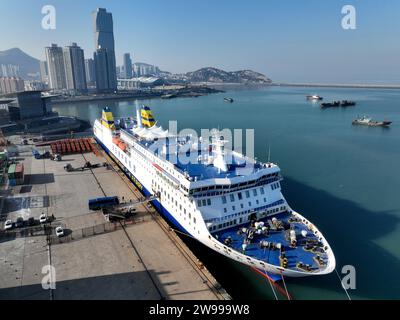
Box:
[95,137,190,235]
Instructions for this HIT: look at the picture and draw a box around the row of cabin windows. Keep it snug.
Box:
[189,173,279,194]
[223,197,267,213]
[271,182,280,190]
[222,186,266,204]
[198,198,211,207]
[153,179,199,226]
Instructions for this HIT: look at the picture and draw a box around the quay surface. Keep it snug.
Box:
[0,136,230,300]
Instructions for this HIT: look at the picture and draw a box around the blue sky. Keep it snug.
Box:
[1,0,399,83]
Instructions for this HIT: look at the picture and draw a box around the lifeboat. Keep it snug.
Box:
[112,136,120,145]
[118,141,127,152]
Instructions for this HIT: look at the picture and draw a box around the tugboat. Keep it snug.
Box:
[306,95,323,100]
[340,100,356,107]
[320,101,341,108]
[352,116,392,127]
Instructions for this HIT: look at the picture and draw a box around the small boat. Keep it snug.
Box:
[161,94,177,99]
[352,116,392,127]
[321,101,341,108]
[306,95,323,100]
[340,100,356,107]
[224,97,234,103]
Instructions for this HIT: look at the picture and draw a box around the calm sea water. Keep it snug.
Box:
[52,86,400,300]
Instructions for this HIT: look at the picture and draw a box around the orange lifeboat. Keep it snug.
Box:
[112,136,120,145]
[118,141,127,152]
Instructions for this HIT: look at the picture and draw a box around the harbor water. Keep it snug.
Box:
[52,86,400,299]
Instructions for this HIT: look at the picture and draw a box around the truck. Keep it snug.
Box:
[88,196,119,211]
[32,149,50,160]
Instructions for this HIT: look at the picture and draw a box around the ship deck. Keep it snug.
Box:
[212,212,329,273]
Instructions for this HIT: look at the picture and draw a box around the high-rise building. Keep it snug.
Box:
[122,53,132,79]
[39,61,49,83]
[85,58,96,86]
[45,44,67,90]
[63,43,87,93]
[0,77,25,94]
[92,8,117,92]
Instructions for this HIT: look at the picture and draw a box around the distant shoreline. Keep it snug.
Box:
[271,82,400,90]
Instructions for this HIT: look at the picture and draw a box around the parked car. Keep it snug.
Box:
[39,213,48,224]
[4,220,13,230]
[55,226,64,237]
[15,217,24,228]
[27,217,36,226]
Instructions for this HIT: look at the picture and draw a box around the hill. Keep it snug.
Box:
[185,67,271,84]
[0,48,40,79]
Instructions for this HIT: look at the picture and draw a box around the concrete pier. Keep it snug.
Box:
[0,136,230,300]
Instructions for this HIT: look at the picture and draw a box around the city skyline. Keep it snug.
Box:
[0,0,400,83]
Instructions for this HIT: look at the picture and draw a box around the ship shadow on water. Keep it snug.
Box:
[180,177,400,300]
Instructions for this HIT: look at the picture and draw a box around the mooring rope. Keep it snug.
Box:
[335,268,352,300]
[280,273,291,300]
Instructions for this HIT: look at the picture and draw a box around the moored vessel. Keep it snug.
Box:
[93,105,335,281]
[352,116,392,127]
[306,95,323,100]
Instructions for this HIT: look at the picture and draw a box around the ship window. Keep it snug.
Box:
[240,204,244,209]
[253,189,257,196]
[202,199,206,206]
[224,208,227,213]
[238,192,243,200]
[245,191,250,198]
[260,187,265,195]
[194,217,196,224]
[230,194,235,202]
[207,199,211,206]
[248,202,252,206]
[264,197,266,203]
[256,200,259,205]
[197,200,202,207]
[232,206,235,211]
[222,196,227,204]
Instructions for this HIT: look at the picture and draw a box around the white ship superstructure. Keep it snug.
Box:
[93,106,335,279]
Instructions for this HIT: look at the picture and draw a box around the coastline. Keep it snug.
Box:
[271,82,400,90]
[50,85,224,105]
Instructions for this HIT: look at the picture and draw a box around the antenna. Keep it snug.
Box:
[267,144,271,163]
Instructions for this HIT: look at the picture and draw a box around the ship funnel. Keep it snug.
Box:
[101,107,115,130]
[135,102,142,128]
[141,105,156,128]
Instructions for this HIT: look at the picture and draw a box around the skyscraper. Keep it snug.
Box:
[39,61,49,83]
[92,8,117,92]
[45,44,67,90]
[63,43,87,93]
[122,53,132,79]
[85,58,96,87]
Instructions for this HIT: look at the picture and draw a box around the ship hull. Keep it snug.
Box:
[93,120,335,278]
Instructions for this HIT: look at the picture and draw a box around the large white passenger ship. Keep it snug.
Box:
[93,106,335,280]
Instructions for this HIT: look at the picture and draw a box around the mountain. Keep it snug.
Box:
[185,67,271,84]
[0,48,40,79]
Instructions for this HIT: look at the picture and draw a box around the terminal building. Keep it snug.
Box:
[117,77,164,90]
[0,91,50,121]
